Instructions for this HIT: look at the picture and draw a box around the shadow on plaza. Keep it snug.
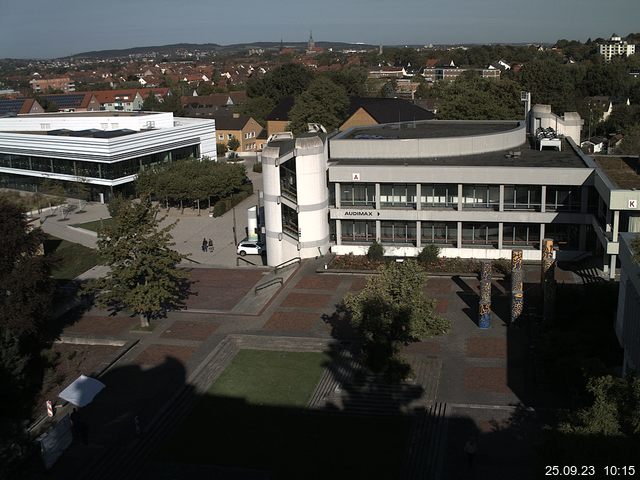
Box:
[37,272,626,480]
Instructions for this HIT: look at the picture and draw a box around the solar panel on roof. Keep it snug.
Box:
[0,99,26,115]
[41,94,85,109]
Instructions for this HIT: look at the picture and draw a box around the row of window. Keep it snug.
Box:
[339,220,580,250]
[0,145,198,180]
[337,183,583,211]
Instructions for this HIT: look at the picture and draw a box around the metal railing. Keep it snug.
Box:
[236,256,257,266]
[273,257,301,273]
[254,277,283,294]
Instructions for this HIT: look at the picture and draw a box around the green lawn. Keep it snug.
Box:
[157,350,410,479]
[72,217,114,233]
[44,237,99,280]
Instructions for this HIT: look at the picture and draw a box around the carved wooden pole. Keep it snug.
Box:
[511,249,524,324]
[541,238,556,323]
[479,260,492,329]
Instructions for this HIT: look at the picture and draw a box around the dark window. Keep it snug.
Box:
[421,222,457,246]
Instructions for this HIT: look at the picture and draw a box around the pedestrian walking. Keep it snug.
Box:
[208,238,213,252]
[464,436,477,468]
[201,238,207,252]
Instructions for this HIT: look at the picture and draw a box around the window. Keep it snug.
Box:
[503,223,540,248]
[462,223,499,247]
[380,183,416,208]
[462,185,500,209]
[380,221,416,245]
[421,222,457,246]
[546,187,580,212]
[504,185,541,210]
[545,224,579,250]
[218,134,223,140]
[279,158,297,201]
[340,183,375,208]
[281,204,299,239]
[421,184,458,208]
[227,134,233,140]
[341,220,376,243]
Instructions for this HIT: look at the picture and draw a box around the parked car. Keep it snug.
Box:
[237,241,263,256]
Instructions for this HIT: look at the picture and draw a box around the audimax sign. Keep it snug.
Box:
[344,211,380,217]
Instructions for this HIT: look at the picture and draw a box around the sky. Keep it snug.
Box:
[0,0,638,59]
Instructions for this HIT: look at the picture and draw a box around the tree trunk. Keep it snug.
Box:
[165,196,169,211]
[180,199,183,214]
[197,199,200,216]
[139,314,149,328]
[208,197,211,209]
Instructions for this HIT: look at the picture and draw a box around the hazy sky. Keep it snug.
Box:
[1,0,638,58]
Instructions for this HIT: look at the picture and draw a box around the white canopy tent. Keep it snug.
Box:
[58,375,105,407]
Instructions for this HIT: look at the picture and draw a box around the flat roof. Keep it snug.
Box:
[330,138,588,168]
[594,156,640,189]
[17,111,160,118]
[341,120,521,140]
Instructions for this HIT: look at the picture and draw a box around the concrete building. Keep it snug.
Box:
[0,111,216,201]
[261,104,640,277]
[29,77,76,93]
[614,233,640,374]
[599,34,636,62]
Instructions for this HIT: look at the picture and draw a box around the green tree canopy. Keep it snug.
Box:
[343,260,449,378]
[136,159,247,210]
[323,66,368,97]
[0,197,53,341]
[0,198,54,476]
[89,200,190,327]
[616,123,640,155]
[288,77,349,134]
[236,95,275,126]
[436,76,524,120]
[518,59,577,113]
[246,63,314,102]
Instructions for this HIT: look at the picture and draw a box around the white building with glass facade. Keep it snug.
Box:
[262,105,640,279]
[0,111,216,201]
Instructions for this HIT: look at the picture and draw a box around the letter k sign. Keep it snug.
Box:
[629,199,637,209]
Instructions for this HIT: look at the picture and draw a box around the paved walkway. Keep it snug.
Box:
[36,258,565,480]
[35,157,265,268]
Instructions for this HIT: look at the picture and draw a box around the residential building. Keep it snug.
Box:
[181,92,247,118]
[29,77,75,93]
[261,103,640,281]
[0,111,216,201]
[37,93,101,112]
[212,113,263,153]
[0,98,44,117]
[599,34,636,62]
[265,96,434,136]
[339,97,435,131]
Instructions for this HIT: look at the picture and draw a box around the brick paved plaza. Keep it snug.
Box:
[41,258,557,480]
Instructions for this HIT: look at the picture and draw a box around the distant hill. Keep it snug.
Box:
[68,41,378,59]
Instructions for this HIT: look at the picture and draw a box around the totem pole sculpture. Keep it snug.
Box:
[541,238,556,323]
[479,260,492,329]
[511,249,524,324]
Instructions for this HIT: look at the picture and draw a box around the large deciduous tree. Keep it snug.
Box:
[436,76,524,120]
[342,260,449,379]
[518,59,577,113]
[89,200,190,327]
[246,63,314,102]
[288,77,349,133]
[0,198,54,477]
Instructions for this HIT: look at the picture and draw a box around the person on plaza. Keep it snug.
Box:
[201,238,207,252]
[464,436,478,468]
[208,238,213,252]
